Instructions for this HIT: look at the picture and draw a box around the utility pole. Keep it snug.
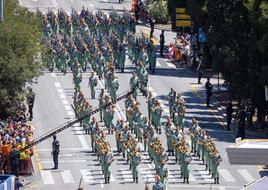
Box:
[0,0,3,22]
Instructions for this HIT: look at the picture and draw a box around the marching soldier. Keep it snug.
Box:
[189,117,198,154]
[129,72,139,100]
[103,147,114,184]
[147,92,154,121]
[130,148,141,183]
[152,100,162,134]
[110,75,119,101]
[152,175,166,190]
[98,89,105,122]
[88,72,98,99]
[212,151,222,184]
[181,147,192,184]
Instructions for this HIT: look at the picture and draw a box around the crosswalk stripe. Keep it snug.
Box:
[80,169,94,183]
[219,169,236,182]
[197,170,212,181]
[237,169,255,183]
[121,170,133,182]
[110,174,115,182]
[60,170,74,183]
[41,170,55,184]
[189,173,195,181]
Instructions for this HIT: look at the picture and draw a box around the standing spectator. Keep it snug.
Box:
[226,102,233,131]
[197,60,203,84]
[134,2,139,22]
[15,177,23,190]
[246,106,254,130]
[149,18,154,38]
[52,135,60,169]
[160,30,165,57]
[10,145,20,176]
[236,106,246,139]
[205,78,213,107]
[27,88,35,121]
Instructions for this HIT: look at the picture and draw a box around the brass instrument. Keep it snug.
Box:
[150,138,164,155]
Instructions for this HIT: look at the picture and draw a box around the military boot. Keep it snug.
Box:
[217,177,219,184]
[105,178,107,184]
[136,177,138,183]
[214,178,217,184]
[133,177,135,183]
[187,177,189,184]
[183,177,186,183]
[108,177,110,183]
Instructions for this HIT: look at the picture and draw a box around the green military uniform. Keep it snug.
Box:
[88,72,98,99]
[130,151,141,183]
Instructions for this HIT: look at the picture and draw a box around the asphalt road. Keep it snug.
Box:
[20,0,261,190]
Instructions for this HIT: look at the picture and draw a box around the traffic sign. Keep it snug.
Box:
[176,20,192,27]
[176,8,186,14]
[176,14,191,20]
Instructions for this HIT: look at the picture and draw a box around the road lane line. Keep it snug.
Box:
[54,82,61,88]
[80,169,94,183]
[67,110,75,116]
[41,170,55,184]
[198,170,212,181]
[219,169,236,182]
[60,170,75,183]
[78,134,90,149]
[64,105,72,111]
[42,159,87,163]
[57,88,64,93]
[237,169,255,183]
[62,99,69,105]
[189,173,195,181]
[59,93,67,99]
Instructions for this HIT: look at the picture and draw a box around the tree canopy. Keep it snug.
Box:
[184,0,268,122]
[0,0,44,117]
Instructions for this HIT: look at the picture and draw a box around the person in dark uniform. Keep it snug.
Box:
[226,102,233,131]
[160,30,165,56]
[205,78,213,107]
[52,135,60,169]
[27,88,35,120]
[236,106,246,139]
[10,145,20,177]
[149,18,154,38]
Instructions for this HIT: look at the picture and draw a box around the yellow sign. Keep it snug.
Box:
[176,20,192,27]
[176,8,186,13]
[176,14,191,20]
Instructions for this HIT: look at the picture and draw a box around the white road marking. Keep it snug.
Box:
[89,4,94,7]
[42,159,87,163]
[110,174,115,182]
[38,147,87,151]
[57,88,64,93]
[189,173,195,181]
[80,169,94,183]
[41,170,55,184]
[78,134,90,149]
[219,169,236,182]
[121,170,133,182]
[198,170,212,181]
[54,82,62,88]
[67,111,75,116]
[59,93,67,99]
[62,99,69,105]
[60,170,75,183]
[237,169,255,183]
[50,73,56,78]
[167,62,176,68]
[156,60,161,67]
[64,105,72,111]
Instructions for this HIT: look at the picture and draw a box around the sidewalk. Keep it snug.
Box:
[136,22,267,140]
